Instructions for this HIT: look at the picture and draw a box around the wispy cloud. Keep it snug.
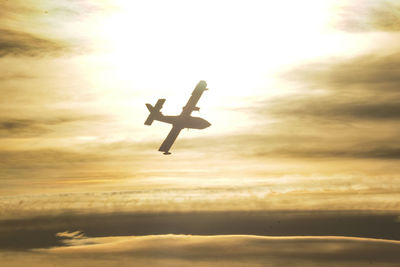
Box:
[56,230,86,240]
[335,0,400,32]
[237,52,400,160]
[266,97,400,121]
[0,0,114,58]
[0,0,112,24]
[0,29,70,58]
[0,116,101,138]
[284,52,400,91]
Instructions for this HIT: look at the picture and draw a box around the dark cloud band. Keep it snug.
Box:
[0,29,69,57]
[1,210,399,251]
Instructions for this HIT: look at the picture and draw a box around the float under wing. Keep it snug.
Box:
[158,126,183,155]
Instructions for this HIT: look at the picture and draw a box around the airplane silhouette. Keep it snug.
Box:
[144,80,211,155]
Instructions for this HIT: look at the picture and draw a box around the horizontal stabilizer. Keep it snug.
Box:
[154,98,166,109]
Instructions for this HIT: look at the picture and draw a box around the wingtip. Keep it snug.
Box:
[198,80,207,87]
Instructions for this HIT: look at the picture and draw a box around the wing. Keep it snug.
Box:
[180,80,208,117]
[158,126,183,154]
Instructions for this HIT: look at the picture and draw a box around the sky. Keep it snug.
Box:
[1,0,400,266]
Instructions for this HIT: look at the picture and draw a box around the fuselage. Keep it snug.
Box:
[157,115,211,129]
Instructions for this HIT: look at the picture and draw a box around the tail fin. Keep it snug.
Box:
[144,98,165,125]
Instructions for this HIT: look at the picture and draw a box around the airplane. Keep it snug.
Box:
[144,80,211,155]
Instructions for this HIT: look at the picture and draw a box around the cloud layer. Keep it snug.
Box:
[1,234,396,266]
[1,210,400,251]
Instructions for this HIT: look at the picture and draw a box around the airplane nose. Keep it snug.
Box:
[207,121,212,127]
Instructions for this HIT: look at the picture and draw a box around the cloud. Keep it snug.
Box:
[265,97,400,121]
[0,116,102,138]
[0,119,48,137]
[2,234,399,266]
[0,0,114,58]
[256,145,400,159]
[0,0,114,19]
[238,52,400,160]
[336,0,400,32]
[2,210,400,251]
[56,230,86,240]
[275,52,400,123]
[3,235,400,266]
[32,234,400,266]
[177,133,400,160]
[0,28,70,57]
[284,53,400,91]
[0,149,107,170]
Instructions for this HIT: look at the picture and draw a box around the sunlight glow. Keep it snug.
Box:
[99,0,335,94]
[70,0,341,141]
